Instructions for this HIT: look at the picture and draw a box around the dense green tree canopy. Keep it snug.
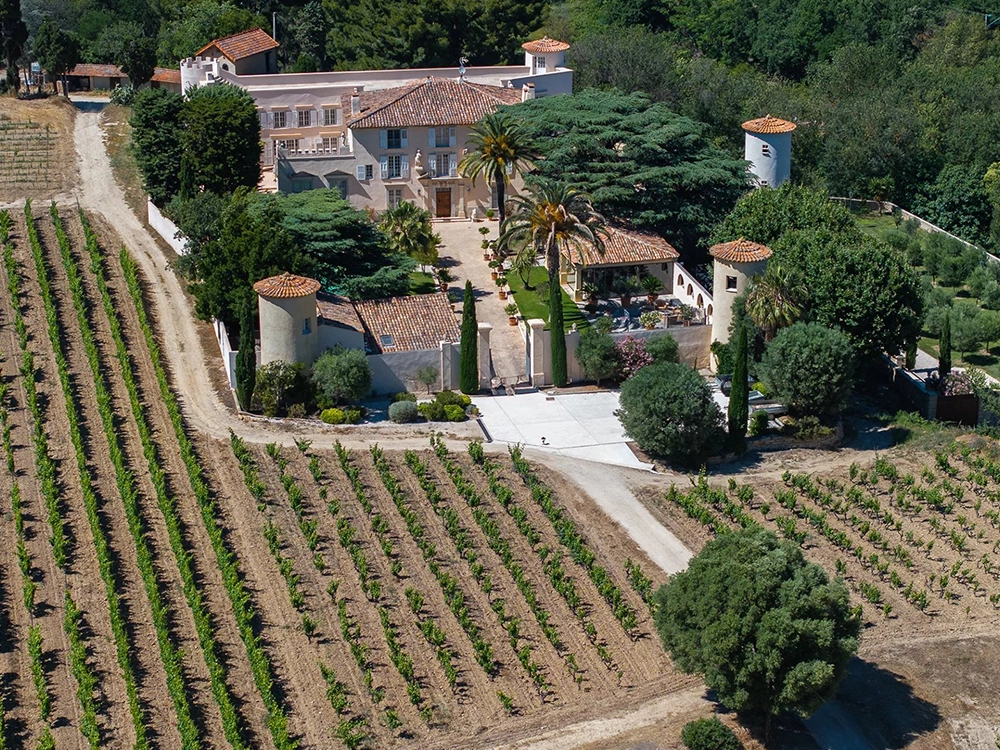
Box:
[130,88,184,206]
[182,82,261,195]
[33,19,78,92]
[712,184,858,247]
[312,345,372,404]
[655,527,860,729]
[512,89,750,254]
[759,322,855,416]
[616,361,723,462]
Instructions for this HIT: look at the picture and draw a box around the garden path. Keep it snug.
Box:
[434,220,528,382]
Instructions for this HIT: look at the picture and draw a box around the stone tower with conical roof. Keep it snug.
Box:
[254,272,321,366]
[709,238,773,353]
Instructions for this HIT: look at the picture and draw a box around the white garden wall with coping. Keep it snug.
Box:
[147,198,188,255]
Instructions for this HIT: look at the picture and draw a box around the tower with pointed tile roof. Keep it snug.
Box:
[742,115,795,189]
[709,238,773,352]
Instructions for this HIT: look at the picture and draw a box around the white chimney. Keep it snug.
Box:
[351,88,360,115]
[521,82,535,102]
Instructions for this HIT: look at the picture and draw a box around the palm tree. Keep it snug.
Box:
[459,111,539,225]
[745,263,808,342]
[379,200,441,270]
[499,180,606,386]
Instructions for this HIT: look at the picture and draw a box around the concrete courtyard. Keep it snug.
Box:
[476,389,652,469]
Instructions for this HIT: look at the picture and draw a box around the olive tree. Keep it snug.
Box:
[655,527,860,739]
[312,345,372,405]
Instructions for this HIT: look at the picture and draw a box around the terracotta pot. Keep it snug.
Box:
[621,295,632,307]
[483,253,491,261]
[440,283,449,292]
[644,324,655,330]
[647,294,658,303]
[683,320,691,327]
[491,271,499,280]
[498,290,507,300]
[508,316,517,325]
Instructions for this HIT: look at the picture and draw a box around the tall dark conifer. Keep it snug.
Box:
[235,298,257,411]
[939,310,952,380]
[728,324,748,453]
[459,280,479,394]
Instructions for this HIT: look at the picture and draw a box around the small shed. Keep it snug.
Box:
[561,225,680,300]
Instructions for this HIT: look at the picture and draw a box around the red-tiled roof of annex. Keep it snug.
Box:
[197,28,279,61]
[352,293,460,353]
[152,67,181,84]
[344,78,522,129]
[67,63,125,78]
[562,226,679,267]
[741,114,796,134]
[521,37,570,54]
[316,293,363,332]
[253,272,320,299]
[709,238,773,263]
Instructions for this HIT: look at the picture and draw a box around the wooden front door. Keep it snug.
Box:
[435,189,451,218]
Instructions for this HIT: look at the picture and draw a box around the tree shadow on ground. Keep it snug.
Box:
[833,656,942,749]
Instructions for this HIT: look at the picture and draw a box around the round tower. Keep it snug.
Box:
[254,272,321,366]
[709,238,773,350]
[742,115,795,188]
[521,37,570,74]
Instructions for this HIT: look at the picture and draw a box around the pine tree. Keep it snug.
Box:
[939,310,952,379]
[728,323,748,453]
[459,281,479,394]
[235,299,257,411]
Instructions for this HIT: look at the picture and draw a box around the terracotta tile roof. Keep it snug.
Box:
[197,28,279,61]
[710,238,773,263]
[152,67,181,84]
[521,37,570,54]
[353,293,460,353]
[316,293,362,332]
[67,63,124,78]
[562,226,678,267]
[253,272,320,299]
[742,115,796,134]
[345,78,522,129]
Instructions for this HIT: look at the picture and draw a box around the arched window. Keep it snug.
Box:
[697,294,703,307]
[677,274,683,287]
[687,284,693,296]
[707,304,713,317]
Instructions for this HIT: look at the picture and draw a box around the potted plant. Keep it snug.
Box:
[618,275,640,308]
[496,275,508,300]
[583,281,600,311]
[504,302,519,325]
[640,275,663,303]
[488,259,500,280]
[436,268,454,291]
[680,304,696,326]
[485,208,496,221]
[639,310,660,330]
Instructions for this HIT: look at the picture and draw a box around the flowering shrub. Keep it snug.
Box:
[942,371,974,396]
[615,336,652,381]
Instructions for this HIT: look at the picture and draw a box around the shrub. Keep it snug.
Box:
[576,326,617,385]
[388,401,420,423]
[680,718,742,750]
[321,408,346,425]
[254,360,299,417]
[749,410,769,436]
[759,323,855,417]
[418,401,446,421]
[312,345,372,405]
[392,391,416,403]
[444,404,466,422]
[287,403,306,419]
[646,333,679,364]
[615,335,652,381]
[436,390,471,407]
[616,362,724,462]
[343,408,363,424]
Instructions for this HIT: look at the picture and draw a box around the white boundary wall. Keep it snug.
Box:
[214,319,238,390]
[147,198,188,255]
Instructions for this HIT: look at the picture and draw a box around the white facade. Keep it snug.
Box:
[710,257,768,346]
[744,130,792,188]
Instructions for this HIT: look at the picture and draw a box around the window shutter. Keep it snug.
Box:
[379,155,389,179]
[379,129,388,149]
[448,127,456,147]
[401,155,409,178]
[428,154,437,176]
[429,128,436,147]
[356,165,366,181]
[449,154,457,176]
[401,129,408,148]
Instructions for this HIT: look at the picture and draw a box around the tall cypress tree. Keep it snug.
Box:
[459,280,479,394]
[728,323,749,453]
[939,310,951,380]
[235,298,257,411]
[550,282,567,387]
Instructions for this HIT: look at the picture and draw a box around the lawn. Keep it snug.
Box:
[409,270,436,295]
[507,266,591,332]
[919,336,1000,381]
[855,212,900,243]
